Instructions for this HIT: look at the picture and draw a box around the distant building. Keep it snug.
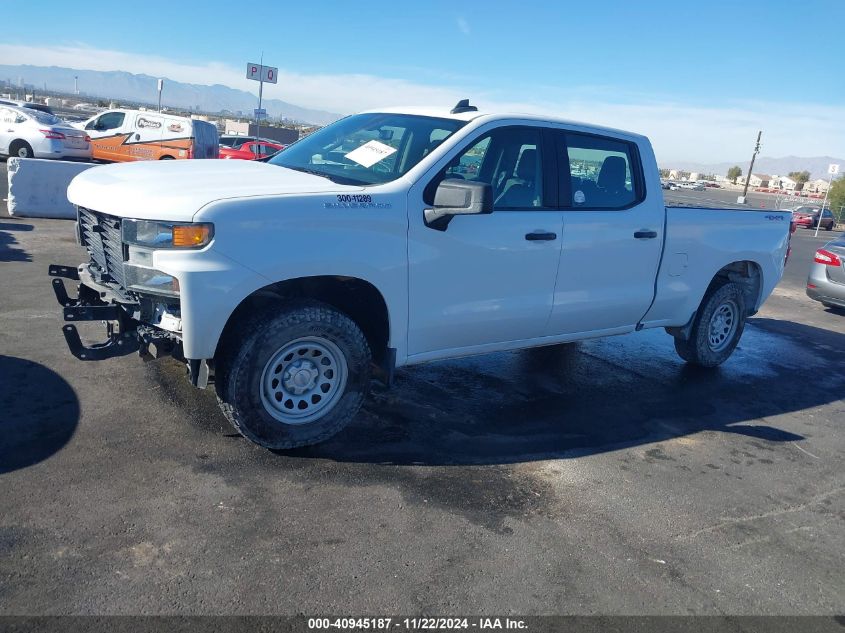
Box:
[776,176,797,191]
[737,174,770,187]
[806,179,831,194]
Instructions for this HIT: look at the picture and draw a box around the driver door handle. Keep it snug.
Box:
[634,230,658,239]
[525,231,557,241]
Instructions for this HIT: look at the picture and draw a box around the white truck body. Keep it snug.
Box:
[56,104,792,448]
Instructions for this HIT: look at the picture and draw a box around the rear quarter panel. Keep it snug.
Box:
[642,207,791,327]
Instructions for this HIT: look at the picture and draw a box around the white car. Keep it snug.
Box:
[678,182,704,191]
[0,105,92,160]
[54,101,792,450]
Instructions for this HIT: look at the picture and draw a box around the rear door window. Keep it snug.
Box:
[562,133,642,209]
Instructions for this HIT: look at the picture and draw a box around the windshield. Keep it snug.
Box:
[269,113,466,185]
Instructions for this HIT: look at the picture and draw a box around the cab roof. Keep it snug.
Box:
[360,104,646,143]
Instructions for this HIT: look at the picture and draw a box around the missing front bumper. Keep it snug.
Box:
[49,264,141,360]
[49,263,208,387]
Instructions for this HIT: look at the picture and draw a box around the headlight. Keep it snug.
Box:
[122,220,214,249]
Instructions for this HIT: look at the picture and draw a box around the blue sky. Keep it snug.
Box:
[2,0,843,162]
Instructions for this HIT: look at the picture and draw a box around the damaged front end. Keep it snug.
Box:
[48,206,208,384]
[49,262,182,363]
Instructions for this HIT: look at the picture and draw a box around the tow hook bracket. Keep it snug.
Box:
[48,265,80,281]
[51,263,141,361]
[64,305,122,321]
[51,278,75,307]
[62,324,140,361]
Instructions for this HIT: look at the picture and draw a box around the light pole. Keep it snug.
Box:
[74,75,78,95]
[157,78,164,113]
[740,131,762,203]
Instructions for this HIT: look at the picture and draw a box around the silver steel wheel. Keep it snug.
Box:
[16,145,31,158]
[259,336,348,425]
[707,299,738,352]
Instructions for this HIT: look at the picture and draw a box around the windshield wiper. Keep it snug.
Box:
[279,165,368,186]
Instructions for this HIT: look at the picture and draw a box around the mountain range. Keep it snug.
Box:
[662,156,844,181]
[2,64,842,177]
[0,64,341,126]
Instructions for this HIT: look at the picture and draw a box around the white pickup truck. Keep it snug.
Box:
[51,100,792,449]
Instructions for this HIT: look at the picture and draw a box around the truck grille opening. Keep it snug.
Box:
[77,207,127,288]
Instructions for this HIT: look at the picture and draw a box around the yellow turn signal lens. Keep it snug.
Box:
[172,224,213,248]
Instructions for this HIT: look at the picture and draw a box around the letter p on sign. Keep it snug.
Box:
[246,63,262,81]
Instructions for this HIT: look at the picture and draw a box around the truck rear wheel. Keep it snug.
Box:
[673,281,746,367]
[216,301,371,449]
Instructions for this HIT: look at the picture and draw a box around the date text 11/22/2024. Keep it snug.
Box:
[307,617,528,630]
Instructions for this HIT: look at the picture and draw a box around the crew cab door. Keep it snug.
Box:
[544,130,664,334]
[407,125,562,357]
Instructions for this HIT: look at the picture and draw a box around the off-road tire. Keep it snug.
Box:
[673,281,747,367]
[216,300,371,449]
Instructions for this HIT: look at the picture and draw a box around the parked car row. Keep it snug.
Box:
[754,187,826,199]
[0,104,91,160]
[0,102,292,163]
[662,181,705,191]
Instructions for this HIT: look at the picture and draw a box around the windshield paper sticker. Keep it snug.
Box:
[345,140,397,168]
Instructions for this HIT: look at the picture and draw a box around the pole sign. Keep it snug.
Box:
[254,108,267,120]
[246,63,278,84]
[829,164,840,175]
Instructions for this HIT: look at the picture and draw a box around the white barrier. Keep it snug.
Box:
[7,157,96,219]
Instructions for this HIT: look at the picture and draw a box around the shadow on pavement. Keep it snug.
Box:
[276,318,843,466]
[0,221,34,263]
[0,356,79,474]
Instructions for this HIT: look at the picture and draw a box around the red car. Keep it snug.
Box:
[219,139,285,160]
[792,207,836,231]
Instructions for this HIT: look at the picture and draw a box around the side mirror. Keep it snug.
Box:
[424,179,493,228]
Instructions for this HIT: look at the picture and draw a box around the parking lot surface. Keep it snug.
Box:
[1,163,844,615]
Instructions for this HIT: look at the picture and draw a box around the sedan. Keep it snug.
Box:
[219,139,285,160]
[0,105,91,160]
[793,207,836,231]
[807,237,845,310]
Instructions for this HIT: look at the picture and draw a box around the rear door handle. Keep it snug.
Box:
[525,231,557,241]
[634,230,658,239]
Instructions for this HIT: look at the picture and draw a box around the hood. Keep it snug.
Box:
[67,159,363,222]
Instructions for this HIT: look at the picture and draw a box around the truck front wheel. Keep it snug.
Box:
[216,301,371,449]
[673,281,747,367]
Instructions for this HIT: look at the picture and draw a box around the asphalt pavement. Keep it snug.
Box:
[1,162,844,616]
